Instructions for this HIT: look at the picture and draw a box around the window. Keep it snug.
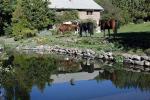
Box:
[87,11,93,15]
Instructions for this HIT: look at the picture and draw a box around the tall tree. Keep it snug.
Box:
[21,0,54,30]
[0,0,16,35]
[95,0,150,24]
[12,0,55,38]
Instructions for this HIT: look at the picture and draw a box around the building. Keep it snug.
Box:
[48,0,104,26]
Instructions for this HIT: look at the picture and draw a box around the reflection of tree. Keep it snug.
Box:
[95,69,150,91]
[0,54,59,99]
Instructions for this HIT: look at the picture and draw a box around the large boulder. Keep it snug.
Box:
[131,55,141,61]
[141,56,149,61]
[124,59,134,64]
[134,61,144,66]
[122,54,132,59]
[144,61,150,67]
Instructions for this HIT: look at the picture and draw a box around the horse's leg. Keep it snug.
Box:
[86,31,88,37]
[108,29,110,38]
[113,24,117,39]
[113,28,116,38]
[90,32,91,37]
[103,30,105,38]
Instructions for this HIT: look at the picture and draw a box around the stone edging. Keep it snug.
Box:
[17,45,114,61]
[123,54,150,67]
[14,45,150,68]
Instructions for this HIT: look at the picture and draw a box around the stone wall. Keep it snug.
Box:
[17,45,114,61]
[123,54,150,67]
[78,11,101,26]
[15,45,150,72]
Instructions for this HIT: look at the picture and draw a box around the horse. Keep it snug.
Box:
[79,22,94,37]
[57,23,79,34]
[100,19,118,38]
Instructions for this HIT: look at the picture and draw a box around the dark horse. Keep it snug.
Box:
[79,22,94,37]
[100,19,118,38]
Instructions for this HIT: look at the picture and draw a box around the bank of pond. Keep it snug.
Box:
[0,52,150,100]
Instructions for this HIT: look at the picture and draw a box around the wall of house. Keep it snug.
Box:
[78,11,101,26]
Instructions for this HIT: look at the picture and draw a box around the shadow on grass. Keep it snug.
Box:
[110,31,150,50]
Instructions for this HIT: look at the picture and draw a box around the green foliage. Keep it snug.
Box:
[95,0,122,20]
[12,18,37,40]
[81,19,97,28]
[115,55,124,63]
[95,0,150,24]
[144,49,150,56]
[3,23,12,36]
[111,0,150,22]
[0,0,16,35]
[21,0,54,30]
[134,19,144,24]
[51,30,59,35]
[55,10,79,23]
[11,0,54,38]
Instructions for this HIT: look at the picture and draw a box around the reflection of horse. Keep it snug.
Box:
[80,59,94,73]
[100,19,118,37]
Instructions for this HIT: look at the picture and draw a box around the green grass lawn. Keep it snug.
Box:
[118,22,150,33]
[1,22,150,54]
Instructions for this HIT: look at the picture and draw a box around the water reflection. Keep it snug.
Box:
[0,53,150,100]
[81,58,94,73]
[96,69,150,91]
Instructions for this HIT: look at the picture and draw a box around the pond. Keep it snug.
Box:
[0,52,150,100]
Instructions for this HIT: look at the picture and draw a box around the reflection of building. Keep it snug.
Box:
[51,71,99,84]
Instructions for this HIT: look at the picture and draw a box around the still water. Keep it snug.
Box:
[0,53,150,100]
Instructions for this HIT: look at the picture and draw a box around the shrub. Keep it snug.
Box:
[12,18,37,40]
[51,30,59,35]
[63,31,72,35]
[3,23,12,36]
[22,29,37,38]
[55,10,79,23]
[81,19,97,28]
[144,49,150,56]
[115,55,124,63]
[134,19,144,24]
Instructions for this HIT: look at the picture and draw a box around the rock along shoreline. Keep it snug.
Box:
[1,44,150,72]
[17,45,114,61]
[16,45,150,66]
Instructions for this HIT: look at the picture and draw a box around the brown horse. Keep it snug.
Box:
[58,23,79,34]
[100,19,118,38]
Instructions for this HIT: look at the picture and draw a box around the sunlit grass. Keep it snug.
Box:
[119,22,150,33]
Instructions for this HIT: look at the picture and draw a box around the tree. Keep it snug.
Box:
[21,0,54,30]
[11,0,55,38]
[12,0,37,39]
[95,0,150,24]
[0,0,16,35]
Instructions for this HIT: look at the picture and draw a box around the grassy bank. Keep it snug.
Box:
[0,22,150,55]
